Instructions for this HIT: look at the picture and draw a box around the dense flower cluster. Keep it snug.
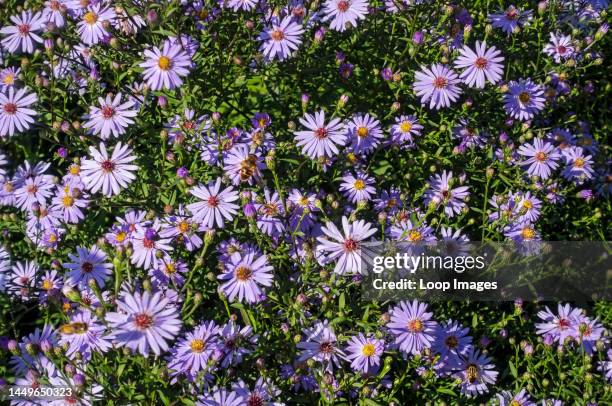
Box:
[0,0,609,404]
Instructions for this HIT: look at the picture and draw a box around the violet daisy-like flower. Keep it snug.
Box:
[517,138,560,180]
[197,388,245,406]
[453,348,498,396]
[77,4,116,45]
[0,67,20,92]
[346,113,384,155]
[544,33,575,63]
[339,171,376,203]
[598,349,612,383]
[14,175,54,211]
[218,250,274,304]
[503,221,541,243]
[322,0,368,32]
[389,115,423,147]
[106,289,182,356]
[83,93,137,139]
[294,110,346,159]
[297,320,345,372]
[223,144,265,185]
[317,216,377,275]
[63,245,111,288]
[8,261,37,300]
[562,146,594,182]
[488,5,532,35]
[344,333,385,375]
[171,321,220,375]
[80,142,139,197]
[432,319,472,360]
[233,378,280,406]
[43,0,67,29]
[413,64,462,110]
[218,321,257,367]
[387,300,438,355]
[0,11,45,54]
[454,41,504,88]
[160,206,205,251]
[423,170,469,218]
[51,184,89,224]
[187,177,239,229]
[572,316,605,355]
[535,303,583,344]
[38,269,62,303]
[0,87,37,138]
[130,221,173,270]
[140,39,192,91]
[150,255,188,287]
[259,16,304,61]
[254,188,286,239]
[503,78,546,121]
[58,310,112,360]
[516,191,541,223]
[497,389,535,406]
[227,0,258,11]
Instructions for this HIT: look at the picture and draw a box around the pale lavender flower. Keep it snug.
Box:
[562,146,594,182]
[223,144,265,185]
[218,251,274,304]
[433,319,473,359]
[80,142,139,197]
[14,175,54,211]
[488,6,532,35]
[159,206,205,251]
[544,33,575,63]
[254,188,286,239]
[83,93,137,139]
[218,321,257,367]
[503,221,540,243]
[130,221,173,270]
[170,321,220,375]
[227,0,258,11]
[0,87,37,137]
[516,191,541,223]
[413,64,462,110]
[259,17,304,61]
[517,138,560,179]
[233,378,280,406]
[187,177,240,229]
[322,0,368,32]
[346,113,384,154]
[63,245,111,288]
[294,110,346,159]
[344,333,384,374]
[503,79,545,121]
[43,0,67,28]
[454,348,498,396]
[0,67,20,92]
[140,40,192,91]
[197,388,244,406]
[423,170,469,217]
[316,216,377,275]
[387,300,437,355]
[389,115,423,147]
[536,303,583,344]
[58,310,112,360]
[77,4,116,45]
[8,261,37,300]
[497,389,535,406]
[150,255,188,287]
[0,11,45,53]
[597,349,612,383]
[297,320,345,372]
[106,290,182,356]
[454,41,504,88]
[51,184,89,223]
[339,171,376,203]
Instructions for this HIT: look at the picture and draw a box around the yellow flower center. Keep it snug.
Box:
[354,179,365,190]
[361,342,376,357]
[115,231,126,243]
[42,279,53,290]
[69,164,80,175]
[408,230,422,242]
[178,221,190,233]
[408,319,423,332]
[165,263,177,274]
[574,158,585,168]
[522,200,532,209]
[83,11,98,25]
[158,56,171,70]
[357,126,369,138]
[400,121,412,133]
[521,227,536,240]
[298,196,309,207]
[519,91,531,104]
[3,74,14,85]
[62,195,74,207]
[190,339,205,353]
[235,266,252,281]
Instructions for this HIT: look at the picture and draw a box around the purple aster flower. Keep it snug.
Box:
[562,146,594,182]
[452,120,487,149]
[297,320,345,372]
[453,348,498,396]
[413,64,462,110]
[140,39,192,91]
[339,171,376,203]
[536,304,583,344]
[150,255,188,287]
[544,33,575,63]
[227,0,258,11]
[373,187,403,215]
[106,289,182,356]
[517,138,560,179]
[58,310,111,360]
[259,16,304,61]
[316,216,377,275]
[80,142,139,197]
[254,188,286,239]
[390,218,436,244]
[218,250,274,304]
[503,221,541,243]
[389,115,423,148]
[14,175,54,211]
[83,93,137,139]
[497,389,535,406]
[0,87,37,138]
[160,206,205,251]
[38,269,62,303]
[197,388,245,406]
[344,333,385,374]
[598,349,612,383]
[223,144,265,185]
[0,11,45,54]
[130,221,173,270]
[387,300,438,355]
[503,79,546,121]
[51,184,89,224]
[77,4,116,45]
[218,321,257,367]
[573,317,606,354]
[322,0,368,32]
[0,67,20,92]
[339,62,354,79]
[63,245,111,288]
[187,177,240,229]
[43,0,68,29]
[0,246,10,292]
[7,261,37,300]
[294,110,346,159]
[488,6,532,35]
[515,191,541,223]
[346,113,384,155]
[423,170,469,217]
[454,41,504,88]
[433,319,472,360]
[233,377,280,406]
[170,321,220,375]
